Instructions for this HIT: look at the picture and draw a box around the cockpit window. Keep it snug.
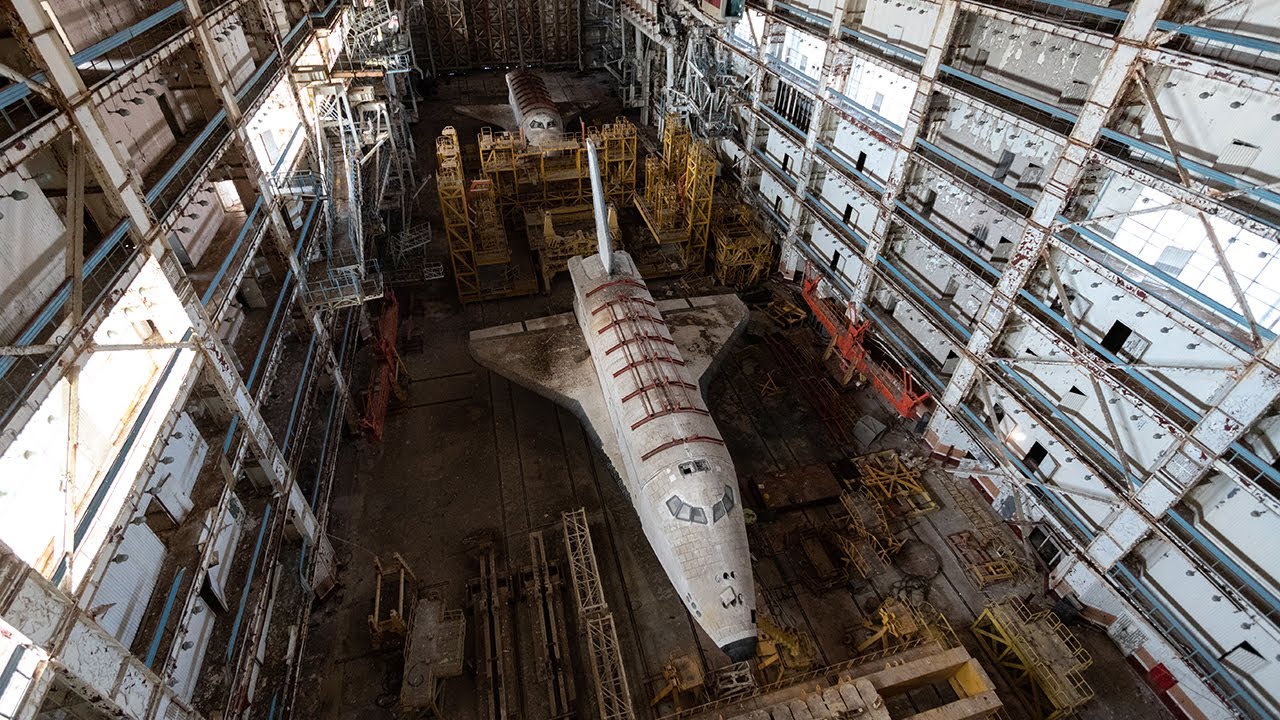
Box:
[666,494,708,524]
[711,485,736,523]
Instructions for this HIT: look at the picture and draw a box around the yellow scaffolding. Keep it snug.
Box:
[477,119,638,210]
[633,114,717,275]
[684,142,716,271]
[756,613,816,683]
[839,489,904,565]
[528,203,619,289]
[436,127,480,303]
[845,597,959,656]
[468,179,510,266]
[853,450,939,517]
[596,119,638,204]
[971,598,1094,720]
[661,112,691,172]
[712,204,773,288]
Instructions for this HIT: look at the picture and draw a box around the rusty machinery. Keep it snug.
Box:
[800,263,931,420]
[756,613,816,684]
[649,654,706,714]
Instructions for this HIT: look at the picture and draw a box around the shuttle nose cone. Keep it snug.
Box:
[720,637,757,663]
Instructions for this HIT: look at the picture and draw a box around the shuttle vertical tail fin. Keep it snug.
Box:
[586,139,613,275]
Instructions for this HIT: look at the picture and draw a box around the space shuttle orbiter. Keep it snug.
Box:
[468,142,758,661]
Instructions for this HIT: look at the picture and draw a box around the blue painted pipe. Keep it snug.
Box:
[145,566,186,666]
[226,503,271,662]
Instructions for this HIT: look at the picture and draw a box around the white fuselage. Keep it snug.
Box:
[569,252,756,658]
[506,69,563,146]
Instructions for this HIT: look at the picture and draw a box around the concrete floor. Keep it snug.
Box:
[295,69,1174,720]
[295,281,1173,720]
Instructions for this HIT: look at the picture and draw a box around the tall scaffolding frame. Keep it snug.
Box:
[712,203,772,288]
[634,114,717,275]
[437,127,480,303]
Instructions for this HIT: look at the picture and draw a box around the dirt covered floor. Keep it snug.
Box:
[294,69,1172,720]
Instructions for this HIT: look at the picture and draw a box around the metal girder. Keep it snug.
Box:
[1042,250,1135,485]
[1131,65,1262,348]
[0,537,205,719]
[192,330,320,542]
[182,0,352,402]
[1086,151,1279,241]
[779,0,855,275]
[927,0,1169,425]
[10,0,325,546]
[1130,335,1280,516]
[7,0,159,247]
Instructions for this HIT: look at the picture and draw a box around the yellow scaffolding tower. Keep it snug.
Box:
[437,127,480,303]
[684,142,716,272]
[971,598,1095,720]
[633,114,717,275]
[595,119,638,204]
[712,204,773,288]
[661,112,691,172]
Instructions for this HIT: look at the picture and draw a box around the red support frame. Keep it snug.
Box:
[800,264,931,420]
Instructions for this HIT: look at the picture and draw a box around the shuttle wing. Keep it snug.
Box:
[468,294,748,470]
[452,104,519,132]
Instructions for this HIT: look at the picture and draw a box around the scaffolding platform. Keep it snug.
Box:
[301,259,384,309]
[712,204,773,289]
[849,450,938,518]
[971,598,1094,720]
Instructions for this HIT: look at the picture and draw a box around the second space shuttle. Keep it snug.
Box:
[469,142,758,661]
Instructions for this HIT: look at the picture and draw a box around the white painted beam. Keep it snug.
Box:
[0,538,203,719]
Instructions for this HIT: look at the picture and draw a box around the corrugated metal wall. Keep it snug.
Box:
[93,522,167,648]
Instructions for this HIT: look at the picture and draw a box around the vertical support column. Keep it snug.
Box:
[848,0,959,305]
[926,0,1169,439]
[59,137,86,594]
[742,3,782,167]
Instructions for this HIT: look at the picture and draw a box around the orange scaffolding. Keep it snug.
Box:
[800,265,930,420]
